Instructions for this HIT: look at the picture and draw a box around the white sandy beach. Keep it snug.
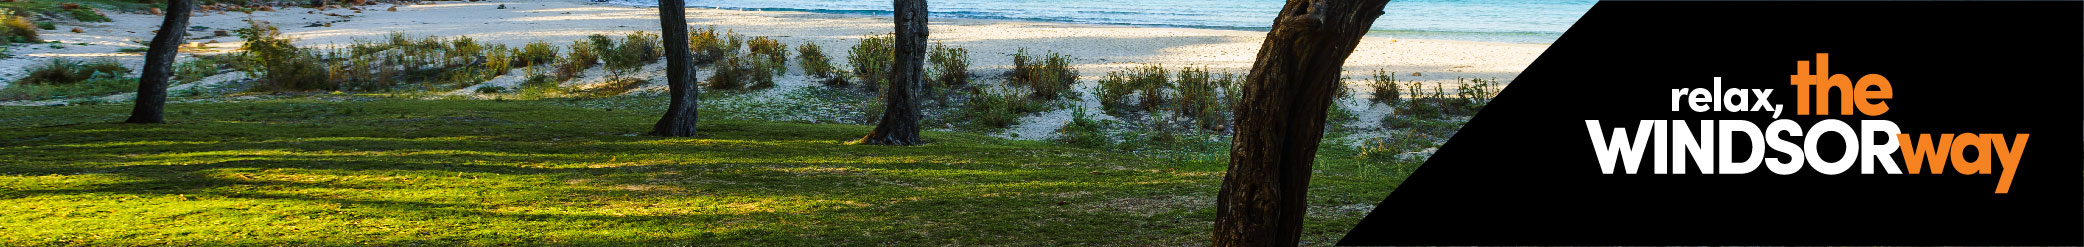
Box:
[3,0,1548,139]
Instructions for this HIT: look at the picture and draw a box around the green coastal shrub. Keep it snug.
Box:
[68,8,111,23]
[1174,66,1223,130]
[0,14,38,43]
[847,35,894,92]
[17,58,128,86]
[959,86,1046,130]
[1096,70,1134,113]
[557,39,600,81]
[239,21,329,91]
[0,72,134,101]
[1366,69,1400,106]
[927,42,969,89]
[747,36,788,75]
[1056,107,1113,149]
[1009,49,1076,100]
[689,26,726,64]
[797,41,838,83]
[516,41,559,67]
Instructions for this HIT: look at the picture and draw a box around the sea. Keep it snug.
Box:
[603,0,1598,44]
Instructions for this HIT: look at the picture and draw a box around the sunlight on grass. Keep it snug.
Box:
[0,97,1402,246]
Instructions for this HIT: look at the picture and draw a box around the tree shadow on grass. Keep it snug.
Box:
[0,113,1214,245]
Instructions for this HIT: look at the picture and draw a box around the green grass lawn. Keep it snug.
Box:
[0,96,1403,246]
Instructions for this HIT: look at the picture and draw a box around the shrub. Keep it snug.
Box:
[1128,64,1168,112]
[0,73,134,101]
[797,41,838,83]
[959,86,1046,130]
[173,54,238,85]
[445,36,483,65]
[1096,71,1134,113]
[476,85,508,94]
[557,39,600,81]
[1009,49,1076,100]
[516,41,559,67]
[1174,66,1223,130]
[689,26,725,63]
[1056,107,1113,149]
[68,8,112,22]
[17,58,129,85]
[706,54,749,90]
[593,32,663,75]
[1403,81,1445,119]
[1366,69,1400,106]
[926,42,969,89]
[36,22,53,30]
[747,36,788,74]
[239,21,329,91]
[0,14,37,43]
[847,35,894,92]
[1452,77,1498,114]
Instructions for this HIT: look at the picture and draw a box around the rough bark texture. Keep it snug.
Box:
[854,0,927,146]
[649,0,701,137]
[1212,1,1389,246]
[126,0,192,124]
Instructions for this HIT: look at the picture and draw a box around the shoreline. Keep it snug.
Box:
[2,0,1547,102]
[605,2,1564,44]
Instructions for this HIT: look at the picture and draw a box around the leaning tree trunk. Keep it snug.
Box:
[649,0,701,137]
[127,0,193,124]
[1212,1,1389,246]
[854,0,927,146]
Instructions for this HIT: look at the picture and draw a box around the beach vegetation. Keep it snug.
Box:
[688,26,726,64]
[66,8,110,22]
[238,21,330,91]
[516,41,560,68]
[1365,69,1399,106]
[15,58,128,86]
[927,42,969,89]
[846,34,894,92]
[1173,66,1224,131]
[0,13,38,43]
[1056,107,1115,149]
[957,85,1048,131]
[1009,49,1077,100]
[796,41,839,84]
[747,36,788,74]
[556,39,600,82]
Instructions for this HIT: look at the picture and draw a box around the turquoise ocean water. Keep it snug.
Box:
[608,0,1595,44]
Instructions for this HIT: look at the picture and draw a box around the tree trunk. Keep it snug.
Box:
[854,0,927,146]
[649,0,701,137]
[127,0,192,124]
[1212,1,1389,246]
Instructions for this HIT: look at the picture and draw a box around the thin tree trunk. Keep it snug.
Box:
[127,0,192,124]
[1213,1,1389,246]
[650,0,700,137]
[855,0,927,146]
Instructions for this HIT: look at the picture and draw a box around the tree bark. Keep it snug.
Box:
[1212,1,1389,246]
[649,0,701,137]
[854,0,927,146]
[127,0,192,124]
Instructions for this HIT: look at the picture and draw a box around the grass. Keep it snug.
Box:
[0,97,1409,246]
